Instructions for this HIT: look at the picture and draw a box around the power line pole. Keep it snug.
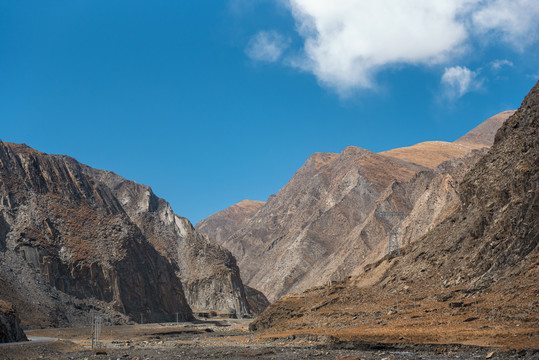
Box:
[375,211,407,258]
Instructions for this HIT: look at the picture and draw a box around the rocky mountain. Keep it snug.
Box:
[196,200,265,244]
[82,168,268,317]
[202,112,512,302]
[0,142,265,328]
[250,82,539,347]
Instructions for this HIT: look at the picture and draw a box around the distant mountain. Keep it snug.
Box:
[196,200,265,244]
[454,110,515,148]
[0,142,266,327]
[201,111,512,302]
[250,83,539,345]
[381,110,515,169]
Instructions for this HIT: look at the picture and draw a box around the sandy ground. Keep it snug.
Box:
[1,317,538,360]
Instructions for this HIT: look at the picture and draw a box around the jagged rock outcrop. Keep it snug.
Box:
[0,300,27,343]
[250,82,539,335]
[204,112,512,302]
[196,200,265,244]
[0,142,265,327]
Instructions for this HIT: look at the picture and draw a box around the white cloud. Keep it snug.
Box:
[490,59,514,70]
[472,0,539,48]
[245,31,290,63]
[287,0,471,92]
[246,0,539,94]
[441,66,480,98]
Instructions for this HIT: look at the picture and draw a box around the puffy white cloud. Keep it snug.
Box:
[246,0,539,93]
[441,66,480,98]
[472,0,539,47]
[287,0,472,92]
[245,31,290,63]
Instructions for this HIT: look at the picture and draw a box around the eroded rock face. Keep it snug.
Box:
[203,112,511,302]
[0,300,27,343]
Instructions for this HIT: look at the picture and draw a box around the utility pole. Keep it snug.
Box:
[375,211,407,258]
[90,315,102,349]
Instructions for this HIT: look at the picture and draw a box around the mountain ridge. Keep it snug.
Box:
[199,111,513,302]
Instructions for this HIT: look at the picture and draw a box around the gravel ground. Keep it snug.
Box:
[0,318,537,360]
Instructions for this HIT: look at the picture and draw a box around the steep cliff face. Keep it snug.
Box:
[250,82,539,338]
[0,300,27,343]
[0,142,193,327]
[79,165,266,317]
[204,112,511,302]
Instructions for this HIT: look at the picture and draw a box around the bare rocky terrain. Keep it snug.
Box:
[0,142,267,330]
[199,111,513,302]
[249,82,539,352]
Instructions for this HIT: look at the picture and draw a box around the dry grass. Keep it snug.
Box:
[254,280,539,350]
[381,141,473,169]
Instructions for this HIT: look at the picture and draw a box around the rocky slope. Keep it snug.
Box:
[249,82,539,346]
[203,112,512,302]
[0,300,27,343]
[0,142,265,327]
[196,200,265,244]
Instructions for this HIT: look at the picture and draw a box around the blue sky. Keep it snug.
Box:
[1,1,538,224]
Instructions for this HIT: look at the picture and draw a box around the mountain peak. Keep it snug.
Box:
[379,111,513,169]
[454,110,515,148]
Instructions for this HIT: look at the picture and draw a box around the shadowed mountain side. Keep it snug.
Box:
[249,82,539,348]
